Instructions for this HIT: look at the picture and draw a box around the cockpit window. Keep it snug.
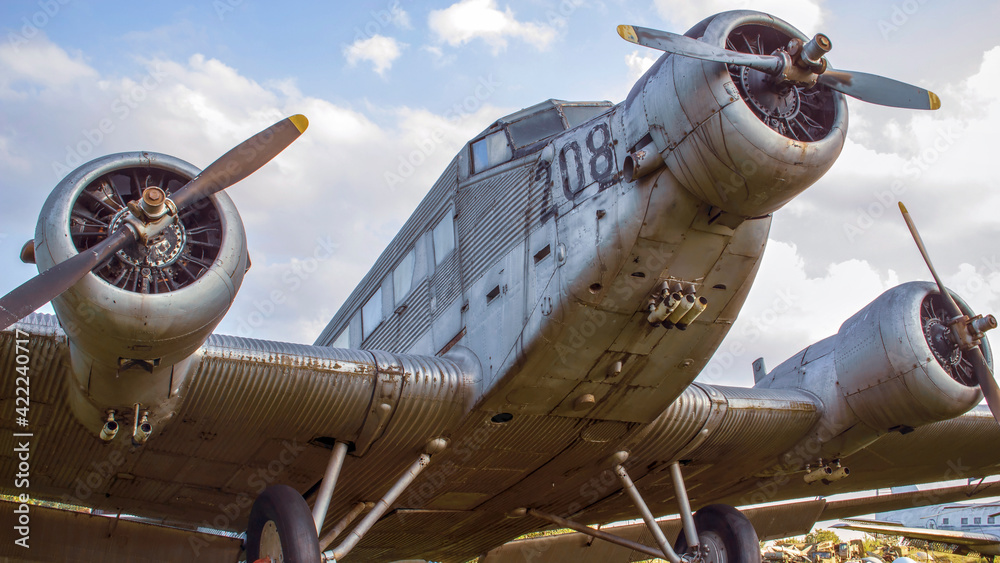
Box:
[471,130,512,173]
[507,107,565,148]
[562,105,610,128]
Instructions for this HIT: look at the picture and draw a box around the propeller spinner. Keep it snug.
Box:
[899,202,1000,424]
[617,24,941,111]
[0,114,309,331]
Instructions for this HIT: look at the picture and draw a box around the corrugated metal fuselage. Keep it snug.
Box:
[317,101,771,424]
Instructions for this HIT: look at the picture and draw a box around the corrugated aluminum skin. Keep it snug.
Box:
[364,278,431,353]
[5,313,1000,562]
[0,315,474,533]
[456,159,535,286]
[315,157,460,347]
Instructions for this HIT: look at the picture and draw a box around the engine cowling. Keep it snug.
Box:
[757,282,988,461]
[621,10,848,217]
[835,281,987,431]
[33,152,248,435]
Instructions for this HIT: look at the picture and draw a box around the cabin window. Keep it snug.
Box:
[362,288,382,340]
[331,327,350,349]
[471,130,511,173]
[989,516,996,524]
[433,214,455,265]
[943,517,950,525]
[975,517,982,524]
[393,248,415,304]
[507,107,564,148]
[962,517,969,525]
[562,104,611,128]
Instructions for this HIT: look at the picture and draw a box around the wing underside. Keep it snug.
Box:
[4,315,1000,562]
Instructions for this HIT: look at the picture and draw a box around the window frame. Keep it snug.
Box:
[361,287,383,341]
[393,247,416,305]
[470,129,512,174]
[432,212,456,266]
[331,326,350,349]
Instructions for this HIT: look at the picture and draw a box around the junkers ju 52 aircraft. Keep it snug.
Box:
[3,9,1000,563]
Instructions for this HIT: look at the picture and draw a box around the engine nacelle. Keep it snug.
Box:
[33,152,248,436]
[621,10,848,217]
[757,282,988,461]
[835,281,986,430]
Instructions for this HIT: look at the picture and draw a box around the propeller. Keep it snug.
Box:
[899,202,1000,424]
[0,114,309,332]
[616,24,941,111]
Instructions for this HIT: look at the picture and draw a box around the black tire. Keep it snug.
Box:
[247,485,321,563]
[674,504,760,563]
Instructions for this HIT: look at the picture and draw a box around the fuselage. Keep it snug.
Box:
[315,96,771,423]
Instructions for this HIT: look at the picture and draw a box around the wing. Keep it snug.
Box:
[833,520,1000,554]
[0,314,478,561]
[480,483,1000,562]
[7,314,1000,562]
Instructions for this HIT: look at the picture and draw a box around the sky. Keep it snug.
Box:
[2,0,1000,394]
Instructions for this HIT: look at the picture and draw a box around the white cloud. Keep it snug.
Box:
[653,0,825,35]
[625,49,659,81]
[343,35,406,76]
[428,0,558,53]
[699,241,899,387]
[0,35,96,96]
[0,36,508,344]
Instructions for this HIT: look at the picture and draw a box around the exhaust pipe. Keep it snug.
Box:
[803,466,833,484]
[100,410,118,442]
[647,292,682,325]
[664,294,696,329]
[132,409,152,445]
[676,296,708,330]
[623,142,664,183]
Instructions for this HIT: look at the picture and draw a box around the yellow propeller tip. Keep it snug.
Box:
[289,114,309,133]
[898,201,909,214]
[617,25,638,43]
[928,91,941,110]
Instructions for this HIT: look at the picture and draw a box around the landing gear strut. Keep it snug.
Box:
[247,485,321,563]
[674,504,761,563]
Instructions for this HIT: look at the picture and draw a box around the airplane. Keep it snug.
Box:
[834,487,1000,559]
[3,8,1000,563]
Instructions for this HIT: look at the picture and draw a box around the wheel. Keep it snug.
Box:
[246,485,321,563]
[674,504,760,563]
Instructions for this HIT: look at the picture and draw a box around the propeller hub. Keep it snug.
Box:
[109,208,188,270]
[140,186,168,219]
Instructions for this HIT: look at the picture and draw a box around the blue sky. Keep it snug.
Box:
[2,0,1000,392]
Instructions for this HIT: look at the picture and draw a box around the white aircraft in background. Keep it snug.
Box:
[836,485,1000,560]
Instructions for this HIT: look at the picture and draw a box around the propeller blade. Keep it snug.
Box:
[616,25,782,74]
[819,70,941,110]
[970,347,1000,424]
[898,202,963,319]
[0,227,135,331]
[171,114,309,210]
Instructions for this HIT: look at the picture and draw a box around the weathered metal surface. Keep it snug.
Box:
[0,501,242,562]
[33,152,248,438]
